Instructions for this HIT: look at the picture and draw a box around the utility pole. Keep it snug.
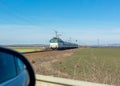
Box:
[97,38,100,47]
[68,37,72,42]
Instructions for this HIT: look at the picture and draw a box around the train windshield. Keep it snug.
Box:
[50,39,58,43]
[50,38,63,43]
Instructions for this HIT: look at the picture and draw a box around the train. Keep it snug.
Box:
[49,37,78,50]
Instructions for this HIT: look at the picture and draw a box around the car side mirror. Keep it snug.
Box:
[0,47,35,86]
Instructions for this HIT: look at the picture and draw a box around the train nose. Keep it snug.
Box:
[50,43,58,49]
[51,45,57,48]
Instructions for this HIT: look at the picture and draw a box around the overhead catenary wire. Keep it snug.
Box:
[0,0,37,26]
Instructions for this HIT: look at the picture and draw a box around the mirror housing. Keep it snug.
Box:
[0,47,35,86]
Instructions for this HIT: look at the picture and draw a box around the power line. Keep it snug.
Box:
[0,0,37,25]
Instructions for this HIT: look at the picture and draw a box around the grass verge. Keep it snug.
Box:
[53,48,120,85]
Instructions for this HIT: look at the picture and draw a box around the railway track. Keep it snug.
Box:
[23,47,76,54]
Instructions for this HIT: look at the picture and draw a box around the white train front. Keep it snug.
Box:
[49,37,78,50]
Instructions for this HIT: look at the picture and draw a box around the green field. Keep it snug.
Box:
[6,47,45,53]
[53,48,120,85]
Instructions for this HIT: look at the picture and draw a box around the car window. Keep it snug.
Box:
[0,52,17,83]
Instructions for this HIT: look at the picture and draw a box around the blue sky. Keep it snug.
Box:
[0,0,120,45]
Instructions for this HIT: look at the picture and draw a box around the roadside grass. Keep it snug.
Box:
[7,47,45,53]
[53,48,120,85]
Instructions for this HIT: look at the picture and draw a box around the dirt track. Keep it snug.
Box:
[24,49,78,76]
